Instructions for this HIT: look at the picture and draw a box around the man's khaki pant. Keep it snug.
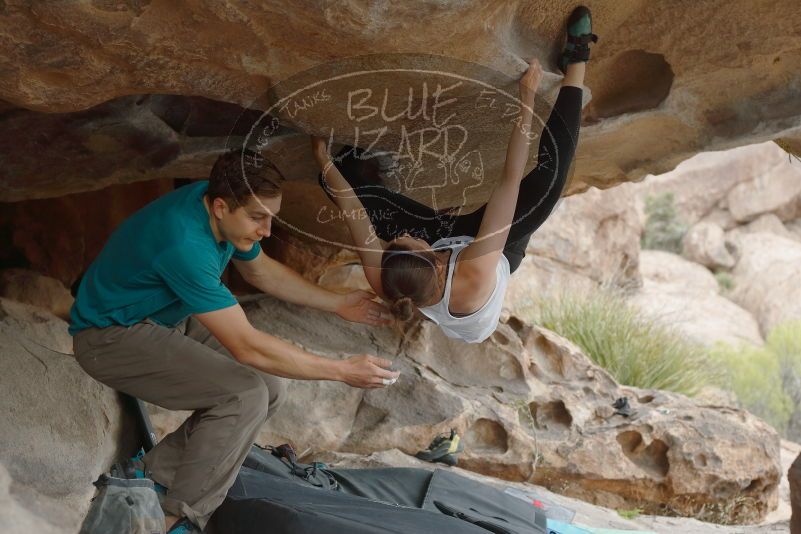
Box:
[73,317,286,529]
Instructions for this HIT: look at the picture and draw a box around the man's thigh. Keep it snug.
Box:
[74,321,266,412]
[183,316,286,408]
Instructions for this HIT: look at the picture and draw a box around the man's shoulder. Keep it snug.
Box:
[155,239,218,268]
[136,181,209,240]
[118,181,206,231]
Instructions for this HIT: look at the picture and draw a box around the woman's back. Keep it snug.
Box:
[418,236,510,343]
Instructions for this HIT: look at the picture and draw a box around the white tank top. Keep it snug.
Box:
[418,236,510,343]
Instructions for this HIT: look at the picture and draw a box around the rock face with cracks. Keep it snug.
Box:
[144,296,782,523]
[0,298,131,532]
[2,0,801,210]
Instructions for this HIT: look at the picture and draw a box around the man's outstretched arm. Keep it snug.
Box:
[195,304,398,388]
[233,251,391,326]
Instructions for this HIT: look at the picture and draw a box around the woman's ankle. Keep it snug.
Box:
[562,62,586,88]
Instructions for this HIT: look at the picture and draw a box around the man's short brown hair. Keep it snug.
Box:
[207,149,284,209]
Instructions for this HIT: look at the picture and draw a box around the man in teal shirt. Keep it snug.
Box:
[71,150,398,533]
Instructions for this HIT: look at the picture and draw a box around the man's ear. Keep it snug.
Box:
[211,197,232,218]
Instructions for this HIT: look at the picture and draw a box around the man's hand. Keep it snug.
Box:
[335,290,392,326]
[519,58,543,105]
[338,355,400,388]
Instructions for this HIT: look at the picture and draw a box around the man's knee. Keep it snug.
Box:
[240,373,289,422]
[265,377,287,418]
[237,373,272,421]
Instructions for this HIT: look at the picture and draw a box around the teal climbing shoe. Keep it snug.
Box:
[123,448,167,495]
[168,518,201,533]
[558,5,599,74]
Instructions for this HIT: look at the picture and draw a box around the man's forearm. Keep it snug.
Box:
[239,329,343,381]
[244,256,340,313]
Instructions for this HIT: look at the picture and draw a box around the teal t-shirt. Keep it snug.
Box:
[69,180,261,335]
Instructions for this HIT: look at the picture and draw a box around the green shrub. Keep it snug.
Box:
[711,320,801,438]
[714,271,735,293]
[617,508,643,520]
[773,321,801,440]
[534,290,717,396]
[770,320,801,371]
[710,342,792,432]
[641,192,688,254]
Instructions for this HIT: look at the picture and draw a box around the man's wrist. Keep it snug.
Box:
[328,358,346,382]
[324,291,343,314]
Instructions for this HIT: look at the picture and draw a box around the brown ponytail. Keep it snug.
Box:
[390,297,416,322]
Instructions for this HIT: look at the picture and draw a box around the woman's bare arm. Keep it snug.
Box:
[456,60,543,294]
[311,136,386,297]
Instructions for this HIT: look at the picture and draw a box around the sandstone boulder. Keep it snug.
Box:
[149,296,781,522]
[0,299,129,532]
[786,219,801,242]
[682,221,736,269]
[504,255,599,315]
[0,464,61,534]
[2,2,801,205]
[732,213,800,242]
[314,250,373,292]
[526,182,642,288]
[727,159,801,223]
[728,232,801,335]
[638,250,719,294]
[629,287,765,348]
[700,208,738,231]
[0,269,74,320]
[0,95,239,202]
[316,263,372,291]
[628,250,763,347]
[636,142,790,226]
[506,183,642,314]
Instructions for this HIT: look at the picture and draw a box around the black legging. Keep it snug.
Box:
[320,85,583,273]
